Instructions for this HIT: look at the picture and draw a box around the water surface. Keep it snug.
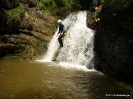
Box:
[0,60,132,99]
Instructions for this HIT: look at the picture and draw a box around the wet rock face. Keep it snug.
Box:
[20,0,38,7]
[0,0,56,60]
[0,33,36,59]
[0,10,33,31]
[0,0,38,9]
[0,35,21,56]
[0,0,39,31]
[94,5,133,83]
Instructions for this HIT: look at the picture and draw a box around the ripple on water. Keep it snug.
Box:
[0,60,132,99]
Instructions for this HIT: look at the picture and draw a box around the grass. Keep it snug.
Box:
[10,4,26,22]
[36,0,81,11]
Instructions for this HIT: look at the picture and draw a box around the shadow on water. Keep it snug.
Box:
[0,60,133,99]
[12,88,63,99]
[72,70,133,99]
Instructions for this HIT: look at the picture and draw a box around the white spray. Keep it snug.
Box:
[43,11,94,68]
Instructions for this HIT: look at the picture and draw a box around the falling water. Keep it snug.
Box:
[42,29,59,62]
[90,0,99,10]
[43,11,94,68]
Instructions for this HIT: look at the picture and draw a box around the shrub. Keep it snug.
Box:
[36,0,81,10]
[11,4,26,22]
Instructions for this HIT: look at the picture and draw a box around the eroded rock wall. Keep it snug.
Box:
[0,0,60,60]
[94,3,133,83]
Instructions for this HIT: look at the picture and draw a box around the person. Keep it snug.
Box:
[57,19,65,47]
[93,6,100,30]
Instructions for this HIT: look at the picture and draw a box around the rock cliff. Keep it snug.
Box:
[0,0,71,60]
[94,1,133,83]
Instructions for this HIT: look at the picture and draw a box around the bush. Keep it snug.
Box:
[102,0,133,11]
[36,0,56,10]
[36,0,81,10]
[10,4,26,22]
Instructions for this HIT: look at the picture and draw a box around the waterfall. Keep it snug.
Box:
[90,0,99,10]
[42,11,94,68]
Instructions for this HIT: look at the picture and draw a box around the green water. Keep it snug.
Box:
[0,60,132,99]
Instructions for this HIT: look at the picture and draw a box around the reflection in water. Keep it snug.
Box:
[0,60,133,99]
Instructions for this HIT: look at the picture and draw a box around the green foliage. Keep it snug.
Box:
[105,0,133,11]
[36,0,81,11]
[29,19,35,25]
[34,40,48,56]
[11,6,25,14]
[36,2,45,10]
[11,5,26,22]
[21,40,27,43]
[1,56,22,60]
[36,0,56,10]
[20,22,26,27]
[21,44,26,47]
[100,0,105,4]
[54,0,81,9]
[63,0,81,9]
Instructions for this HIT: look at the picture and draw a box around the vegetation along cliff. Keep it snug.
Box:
[0,0,93,60]
[94,0,133,83]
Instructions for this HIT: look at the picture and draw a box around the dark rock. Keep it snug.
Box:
[0,0,19,9]
[94,3,133,83]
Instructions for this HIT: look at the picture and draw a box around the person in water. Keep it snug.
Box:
[57,19,65,47]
